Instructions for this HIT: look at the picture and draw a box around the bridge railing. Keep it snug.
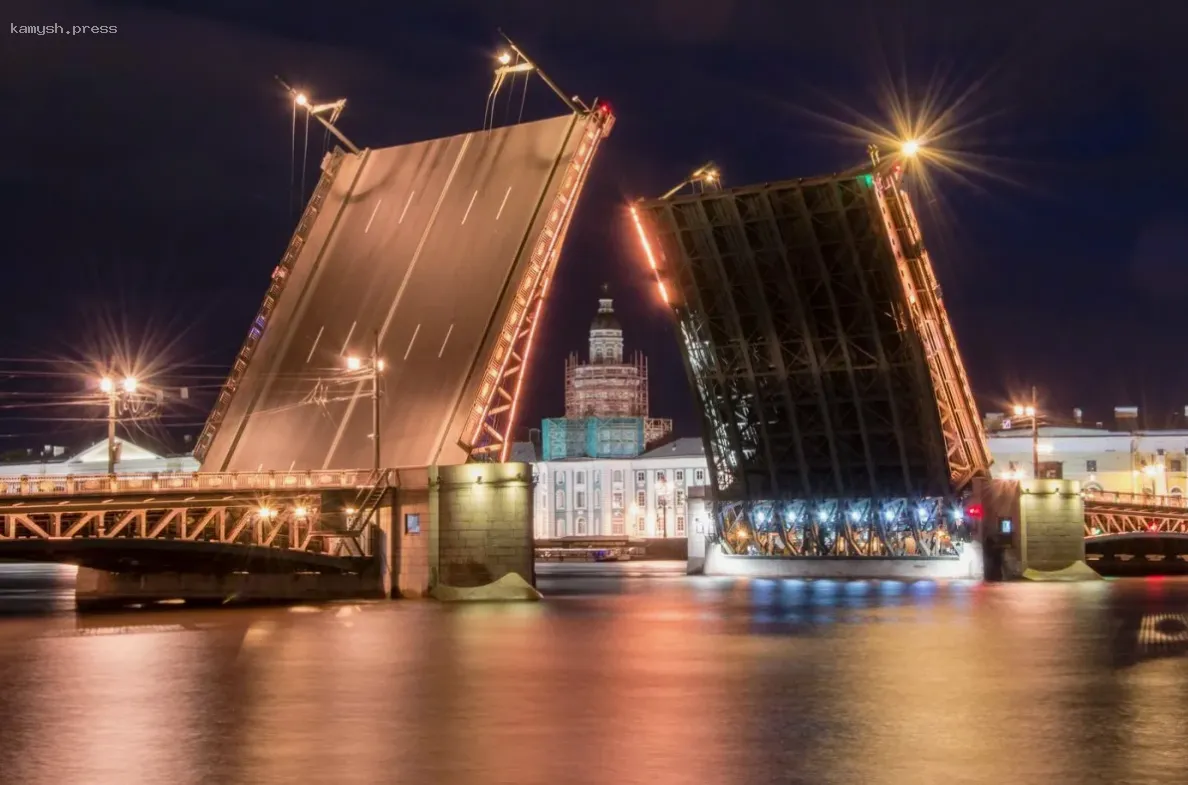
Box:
[1083,490,1188,509]
[0,470,375,497]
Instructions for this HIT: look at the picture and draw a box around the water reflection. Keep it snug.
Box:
[0,567,1187,782]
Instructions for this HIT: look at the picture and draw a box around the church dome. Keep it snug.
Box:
[590,287,620,331]
[591,305,620,331]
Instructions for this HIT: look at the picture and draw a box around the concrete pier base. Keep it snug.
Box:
[74,566,385,611]
[703,543,983,580]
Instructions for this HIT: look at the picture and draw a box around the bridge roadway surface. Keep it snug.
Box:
[202,113,588,472]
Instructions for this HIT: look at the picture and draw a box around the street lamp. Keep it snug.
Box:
[99,374,138,475]
[1011,385,1040,480]
[346,330,385,472]
[655,478,669,538]
[901,138,922,157]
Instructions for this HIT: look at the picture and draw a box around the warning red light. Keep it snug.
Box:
[599,102,612,114]
[965,503,984,520]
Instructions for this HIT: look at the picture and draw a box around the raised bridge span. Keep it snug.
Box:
[198,108,613,472]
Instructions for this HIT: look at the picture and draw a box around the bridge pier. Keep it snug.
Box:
[976,478,1091,579]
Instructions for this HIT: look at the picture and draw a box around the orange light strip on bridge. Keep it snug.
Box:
[629,205,670,305]
[463,110,612,455]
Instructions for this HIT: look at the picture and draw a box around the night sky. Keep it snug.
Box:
[5,0,1188,451]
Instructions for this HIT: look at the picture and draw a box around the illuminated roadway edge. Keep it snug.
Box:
[198,111,611,471]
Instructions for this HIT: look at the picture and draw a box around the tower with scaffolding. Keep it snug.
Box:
[541,288,673,460]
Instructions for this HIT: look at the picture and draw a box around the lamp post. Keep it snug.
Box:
[1012,385,1039,480]
[346,331,385,472]
[656,478,669,538]
[99,375,138,475]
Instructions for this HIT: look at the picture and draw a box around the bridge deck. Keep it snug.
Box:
[200,112,610,471]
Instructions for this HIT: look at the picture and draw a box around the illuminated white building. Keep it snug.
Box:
[526,438,712,539]
[0,439,198,478]
[524,405,1188,540]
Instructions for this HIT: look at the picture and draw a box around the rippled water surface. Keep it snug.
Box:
[2,563,1188,784]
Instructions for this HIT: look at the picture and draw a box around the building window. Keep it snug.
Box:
[676,515,686,536]
[612,491,624,509]
[656,470,666,483]
[1172,459,1184,473]
[576,471,585,485]
[1086,459,1097,472]
[555,517,565,536]
[612,515,625,535]
[636,471,645,484]
[576,491,586,508]
[576,516,587,535]
[1171,487,1184,497]
[636,516,645,534]
[636,490,646,507]
[405,513,421,534]
[695,469,705,483]
[613,470,623,483]
[676,490,686,506]
[555,489,565,510]
[675,470,684,482]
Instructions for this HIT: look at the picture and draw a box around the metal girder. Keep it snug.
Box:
[0,495,351,554]
[635,174,957,504]
[715,496,967,558]
[0,468,390,561]
[1085,491,1188,538]
[871,177,989,490]
[461,108,613,462]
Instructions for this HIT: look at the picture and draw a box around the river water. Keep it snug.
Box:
[1,563,1187,784]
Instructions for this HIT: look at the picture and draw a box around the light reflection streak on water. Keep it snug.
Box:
[0,571,1186,782]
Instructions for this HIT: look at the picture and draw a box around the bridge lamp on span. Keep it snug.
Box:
[258,507,275,520]
[294,506,308,519]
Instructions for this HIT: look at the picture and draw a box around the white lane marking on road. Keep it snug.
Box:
[495,186,512,220]
[398,191,415,224]
[340,321,357,356]
[322,134,474,471]
[403,323,421,360]
[364,198,383,233]
[289,460,296,472]
[438,323,454,358]
[305,325,325,363]
[460,190,478,225]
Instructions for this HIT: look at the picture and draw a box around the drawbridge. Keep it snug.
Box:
[631,152,990,558]
[197,106,614,472]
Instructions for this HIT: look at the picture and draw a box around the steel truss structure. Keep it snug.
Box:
[461,106,615,462]
[720,497,968,557]
[0,468,392,562]
[632,159,989,557]
[194,149,346,463]
[1084,490,1188,539]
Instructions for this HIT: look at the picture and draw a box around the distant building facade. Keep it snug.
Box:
[527,438,712,539]
[520,405,1188,539]
[542,289,672,460]
[987,406,1188,497]
[0,439,199,479]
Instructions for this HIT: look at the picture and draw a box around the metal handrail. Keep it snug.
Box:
[0,469,376,497]
[1084,489,1188,509]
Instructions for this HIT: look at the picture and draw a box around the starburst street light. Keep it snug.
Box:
[294,92,309,107]
[1010,386,1041,480]
[497,51,511,65]
[901,138,922,157]
[98,374,140,474]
